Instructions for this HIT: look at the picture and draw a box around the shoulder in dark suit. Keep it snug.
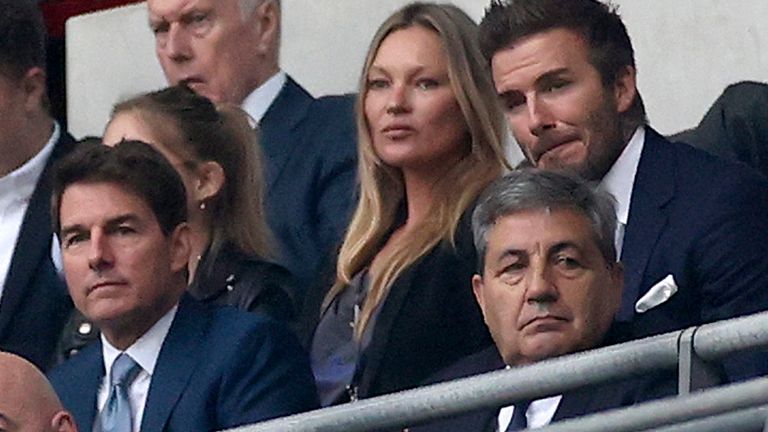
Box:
[49,296,319,431]
[259,76,358,295]
[408,345,673,431]
[303,207,493,400]
[670,81,768,178]
[0,130,75,371]
[620,128,768,380]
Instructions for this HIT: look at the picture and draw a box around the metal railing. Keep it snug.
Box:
[224,310,768,432]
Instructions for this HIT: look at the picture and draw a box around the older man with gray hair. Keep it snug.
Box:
[146,0,357,293]
[410,169,673,431]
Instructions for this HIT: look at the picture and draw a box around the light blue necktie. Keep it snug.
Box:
[99,353,141,432]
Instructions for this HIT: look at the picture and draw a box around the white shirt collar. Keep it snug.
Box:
[241,70,287,125]
[599,126,645,226]
[101,304,178,378]
[0,121,59,204]
[498,395,563,430]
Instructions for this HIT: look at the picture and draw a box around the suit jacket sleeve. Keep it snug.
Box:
[215,319,319,427]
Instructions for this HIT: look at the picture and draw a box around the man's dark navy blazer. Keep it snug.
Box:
[618,128,768,380]
[0,131,75,371]
[48,296,319,431]
[259,76,357,293]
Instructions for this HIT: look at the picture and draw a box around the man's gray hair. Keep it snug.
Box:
[472,169,619,273]
[238,0,279,20]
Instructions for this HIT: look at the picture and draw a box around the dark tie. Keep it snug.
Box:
[505,400,530,431]
[98,353,141,432]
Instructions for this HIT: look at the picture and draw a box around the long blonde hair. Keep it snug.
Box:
[325,2,510,337]
[111,85,275,265]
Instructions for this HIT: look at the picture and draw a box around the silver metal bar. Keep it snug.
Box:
[230,332,681,432]
[223,311,768,432]
[677,327,721,395]
[642,405,768,432]
[532,377,768,432]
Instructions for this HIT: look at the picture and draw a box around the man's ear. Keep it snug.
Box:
[612,65,637,115]
[252,0,280,55]
[192,161,225,204]
[51,410,78,432]
[472,274,486,313]
[169,223,192,273]
[21,66,47,114]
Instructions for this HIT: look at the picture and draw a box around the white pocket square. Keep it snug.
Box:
[635,274,678,313]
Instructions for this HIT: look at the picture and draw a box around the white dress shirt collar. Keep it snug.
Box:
[599,126,645,227]
[241,70,287,125]
[101,304,178,377]
[98,305,178,432]
[497,395,563,430]
[0,121,59,206]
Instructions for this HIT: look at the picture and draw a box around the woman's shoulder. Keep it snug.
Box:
[198,245,298,322]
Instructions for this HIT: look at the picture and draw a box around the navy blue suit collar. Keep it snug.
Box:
[618,127,676,320]
[259,76,314,190]
[0,132,76,338]
[140,295,208,431]
[63,341,104,431]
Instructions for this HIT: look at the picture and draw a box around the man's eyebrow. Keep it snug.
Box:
[548,241,582,256]
[495,248,525,263]
[60,224,85,237]
[497,67,571,97]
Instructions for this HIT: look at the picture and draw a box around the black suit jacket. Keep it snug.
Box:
[0,131,75,371]
[259,77,357,295]
[303,209,494,400]
[49,296,318,431]
[618,128,768,380]
[409,345,672,431]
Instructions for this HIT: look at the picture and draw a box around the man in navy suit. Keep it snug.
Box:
[48,141,318,431]
[0,0,73,371]
[410,171,672,431]
[478,0,768,381]
[146,0,357,292]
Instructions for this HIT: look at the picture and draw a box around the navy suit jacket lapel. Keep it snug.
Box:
[259,76,313,190]
[618,128,675,321]
[140,296,207,431]
[0,132,75,337]
[69,342,105,431]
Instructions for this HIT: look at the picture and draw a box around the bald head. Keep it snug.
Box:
[0,352,77,432]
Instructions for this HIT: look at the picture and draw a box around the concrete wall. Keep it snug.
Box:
[67,1,768,138]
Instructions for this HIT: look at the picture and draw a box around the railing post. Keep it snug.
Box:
[678,327,721,395]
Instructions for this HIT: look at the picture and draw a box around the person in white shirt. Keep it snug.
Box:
[0,351,77,432]
[0,0,74,371]
[409,170,673,431]
[145,0,358,292]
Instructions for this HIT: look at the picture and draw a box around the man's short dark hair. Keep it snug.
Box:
[478,0,645,123]
[51,139,188,237]
[0,0,46,78]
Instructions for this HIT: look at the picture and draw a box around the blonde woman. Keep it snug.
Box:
[306,2,510,405]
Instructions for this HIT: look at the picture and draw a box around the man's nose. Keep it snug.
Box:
[87,229,114,273]
[525,262,559,305]
[527,95,556,137]
[163,24,193,64]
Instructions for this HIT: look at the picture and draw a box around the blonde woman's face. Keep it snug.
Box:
[364,26,469,173]
[103,112,199,215]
